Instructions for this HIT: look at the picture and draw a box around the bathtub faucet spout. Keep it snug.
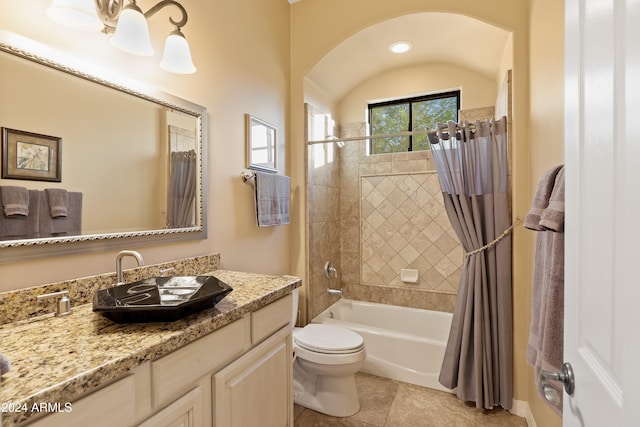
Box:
[327,288,343,297]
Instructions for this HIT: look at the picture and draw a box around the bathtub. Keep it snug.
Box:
[312,299,454,393]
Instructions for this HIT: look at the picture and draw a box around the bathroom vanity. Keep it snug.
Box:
[0,270,299,427]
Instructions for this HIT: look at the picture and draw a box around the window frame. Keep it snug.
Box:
[367,90,460,154]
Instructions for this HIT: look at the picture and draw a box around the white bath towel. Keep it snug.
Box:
[254,172,290,227]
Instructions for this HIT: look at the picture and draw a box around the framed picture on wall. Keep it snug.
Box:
[1,127,62,182]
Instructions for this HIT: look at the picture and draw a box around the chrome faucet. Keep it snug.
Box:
[324,261,338,279]
[116,250,145,284]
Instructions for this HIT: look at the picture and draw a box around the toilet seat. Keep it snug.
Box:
[294,324,364,354]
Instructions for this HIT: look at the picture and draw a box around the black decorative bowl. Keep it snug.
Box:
[93,276,233,323]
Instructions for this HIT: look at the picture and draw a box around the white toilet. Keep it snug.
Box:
[291,288,366,417]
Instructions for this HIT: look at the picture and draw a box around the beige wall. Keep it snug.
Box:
[498,34,514,95]
[0,0,291,291]
[338,63,498,123]
[527,0,564,425]
[304,79,338,120]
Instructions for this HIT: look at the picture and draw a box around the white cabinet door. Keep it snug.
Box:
[137,387,203,427]
[564,0,640,425]
[213,325,292,427]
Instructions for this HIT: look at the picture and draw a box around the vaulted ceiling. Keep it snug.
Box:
[305,12,511,103]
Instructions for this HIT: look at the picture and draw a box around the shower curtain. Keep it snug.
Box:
[428,116,513,410]
[166,149,197,228]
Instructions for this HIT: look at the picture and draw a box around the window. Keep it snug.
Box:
[368,91,460,154]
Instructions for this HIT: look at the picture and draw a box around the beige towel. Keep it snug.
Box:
[255,172,290,227]
[45,188,68,218]
[526,166,565,416]
[1,186,29,217]
[524,165,563,230]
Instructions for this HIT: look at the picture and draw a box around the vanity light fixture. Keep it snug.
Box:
[388,41,413,54]
[46,0,196,74]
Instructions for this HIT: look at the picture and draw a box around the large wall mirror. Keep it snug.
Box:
[0,36,207,262]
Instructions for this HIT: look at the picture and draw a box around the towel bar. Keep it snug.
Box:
[241,171,256,182]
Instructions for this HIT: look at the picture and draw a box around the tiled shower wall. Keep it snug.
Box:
[361,173,462,293]
[307,142,342,320]
[338,123,459,313]
[306,105,502,320]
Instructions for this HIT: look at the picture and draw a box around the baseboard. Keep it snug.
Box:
[511,399,537,427]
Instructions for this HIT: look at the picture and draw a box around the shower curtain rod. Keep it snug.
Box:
[307,124,476,145]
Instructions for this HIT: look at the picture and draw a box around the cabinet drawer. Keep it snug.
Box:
[251,294,292,345]
[151,316,250,408]
[25,376,135,427]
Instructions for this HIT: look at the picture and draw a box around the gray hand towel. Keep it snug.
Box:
[45,188,68,218]
[39,191,82,237]
[0,189,40,239]
[254,172,290,227]
[524,165,563,231]
[539,167,565,232]
[1,186,29,217]
[0,353,10,375]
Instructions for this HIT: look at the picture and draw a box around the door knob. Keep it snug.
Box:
[539,362,575,396]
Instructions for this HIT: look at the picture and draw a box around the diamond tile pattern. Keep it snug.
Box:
[361,173,462,293]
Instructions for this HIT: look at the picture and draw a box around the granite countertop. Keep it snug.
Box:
[0,270,300,426]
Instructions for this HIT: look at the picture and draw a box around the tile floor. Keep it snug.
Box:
[294,373,528,427]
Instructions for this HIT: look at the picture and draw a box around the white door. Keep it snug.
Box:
[564,0,640,425]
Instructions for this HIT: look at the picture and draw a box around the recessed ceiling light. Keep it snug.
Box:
[389,41,413,54]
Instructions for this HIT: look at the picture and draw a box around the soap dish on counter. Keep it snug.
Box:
[93,276,233,323]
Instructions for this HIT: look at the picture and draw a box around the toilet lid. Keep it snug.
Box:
[294,324,364,353]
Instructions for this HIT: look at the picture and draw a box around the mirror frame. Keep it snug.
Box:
[0,36,208,263]
[245,114,277,173]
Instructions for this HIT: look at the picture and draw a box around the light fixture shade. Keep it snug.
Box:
[110,4,154,56]
[47,0,103,32]
[159,30,196,74]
